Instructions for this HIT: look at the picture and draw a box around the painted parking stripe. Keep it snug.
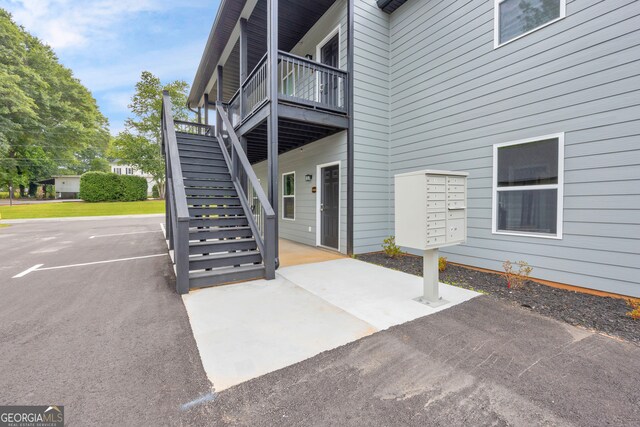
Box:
[180,392,217,411]
[13,264,44,278]
[89,230,161,239]
[12,254,167,278]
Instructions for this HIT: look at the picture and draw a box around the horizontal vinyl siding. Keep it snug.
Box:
[253,131,348,254]
[353,0,391,253]
[389,0,640,296]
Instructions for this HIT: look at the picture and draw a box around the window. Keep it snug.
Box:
[495,0,565,47]
[113,167,122,175]
[492,134,564,238]
[282,172,295,220]
[126,168,133,175]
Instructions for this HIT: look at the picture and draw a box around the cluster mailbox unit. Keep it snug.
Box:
[395,170,469,306]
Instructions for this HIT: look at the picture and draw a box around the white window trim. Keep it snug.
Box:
[493,0,566,49]
[491,133,564,239]
[282,171,295,221]
[315,26,342,105]
[315,160,341,252]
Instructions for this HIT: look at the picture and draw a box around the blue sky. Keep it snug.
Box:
[1,0,220,135]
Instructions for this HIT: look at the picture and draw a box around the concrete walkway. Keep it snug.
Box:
[183,258,479,391]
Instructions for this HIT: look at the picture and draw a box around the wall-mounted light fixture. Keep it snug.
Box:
[305,54,313,60]
[305,174,313,182]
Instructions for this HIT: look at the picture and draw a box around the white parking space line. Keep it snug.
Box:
[89,230,161,239]
[13,264,44,278]
[12,254,167,278]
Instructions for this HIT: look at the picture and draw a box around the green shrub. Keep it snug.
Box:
[438,256,447,272]
[45,185,55,199]
[79,172,147,202]
[119,175,148,201]
[80,172,118,202]
[0,190,18,199]
[382,236,403,259]
[152,184,159,198]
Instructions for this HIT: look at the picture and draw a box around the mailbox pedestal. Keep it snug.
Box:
[395,170,469,306]
[415,248,448,306]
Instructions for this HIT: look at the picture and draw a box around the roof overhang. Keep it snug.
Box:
[188,0,247,108]
[376,0,408,14]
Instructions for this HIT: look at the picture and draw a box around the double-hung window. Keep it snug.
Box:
[493,134,564,238]
[282,172,295,220]
[495,0,566,47]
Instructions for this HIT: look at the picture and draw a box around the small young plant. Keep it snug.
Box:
[438,256,447,272]
[382,236,403,259]
[503,260,533,289]
[627,299,640,320]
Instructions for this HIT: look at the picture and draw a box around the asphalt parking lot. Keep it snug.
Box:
[0,216,213,425]
[1,216,639,426]
[206,296,640,426]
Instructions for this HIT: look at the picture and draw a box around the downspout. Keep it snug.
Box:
[347,0,355,256]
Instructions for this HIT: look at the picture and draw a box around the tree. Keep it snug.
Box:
[0,9,110,196]
[89,157,111,173]
[109,133,165,197]
[109,71,191,199]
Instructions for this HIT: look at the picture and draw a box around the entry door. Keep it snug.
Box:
[319,34,339,107]
[320,165,339,249]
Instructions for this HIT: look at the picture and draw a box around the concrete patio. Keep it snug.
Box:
[182,256,479,391]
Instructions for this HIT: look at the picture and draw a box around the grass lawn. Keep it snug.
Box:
[0,200,165,220]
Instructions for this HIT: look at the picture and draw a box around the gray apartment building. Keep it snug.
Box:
[161,0,640,297]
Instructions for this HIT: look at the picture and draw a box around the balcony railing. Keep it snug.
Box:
[242,53,268,119]
[277,51,347,113]
[174,120,213,136]
[226,51,348,128]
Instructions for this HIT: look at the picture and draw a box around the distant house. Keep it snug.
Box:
[52,175,81,199]
[109,162,155,196]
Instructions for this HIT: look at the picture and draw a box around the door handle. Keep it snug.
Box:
[320,203,324,212]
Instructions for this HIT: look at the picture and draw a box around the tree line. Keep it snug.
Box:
[0,9,109,196]
[1,8,192,199]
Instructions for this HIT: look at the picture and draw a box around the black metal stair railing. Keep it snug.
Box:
[215,104,277,279]
[161,91,191,294]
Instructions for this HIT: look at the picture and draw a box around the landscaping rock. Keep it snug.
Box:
[358,253,639,345]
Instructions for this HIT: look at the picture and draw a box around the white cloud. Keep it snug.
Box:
[6,0,178,50]
[74,41,205,92]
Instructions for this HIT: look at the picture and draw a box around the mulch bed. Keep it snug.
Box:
[357,252,639,345]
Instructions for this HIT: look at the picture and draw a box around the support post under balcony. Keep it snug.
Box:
[267,0,279,259]
[239,17,248,119]
[204,93,209,126]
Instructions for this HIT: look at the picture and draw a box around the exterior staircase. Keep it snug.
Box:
[177,132,266,288]
[162,91,277,294]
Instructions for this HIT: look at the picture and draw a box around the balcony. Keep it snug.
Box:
[223,51,349,164]
[228,51,348,126]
